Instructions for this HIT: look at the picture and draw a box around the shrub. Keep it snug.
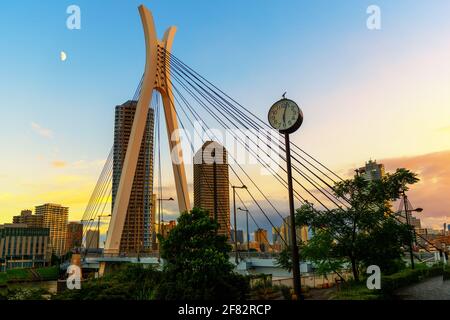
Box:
[381,264,443,294]
[278,285,292,300]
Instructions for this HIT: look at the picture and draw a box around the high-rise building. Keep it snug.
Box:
[35,203,68,256]
[279,216,309,249]
[193,141,230,239]
[230,229,244,244]
[254,228,269,252]
[410,215,422,229]
[86,230,100,250]
[66,222,83,252]
[358,160,385,181]
[12,210,43,228]
[160,220,176,239]
[272,226,282,245]
[0,224,51,271]
[112,100,155,254]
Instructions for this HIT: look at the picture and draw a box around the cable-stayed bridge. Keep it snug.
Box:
[76,5,441,277]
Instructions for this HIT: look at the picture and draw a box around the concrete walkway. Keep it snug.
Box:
[395,276,450,300]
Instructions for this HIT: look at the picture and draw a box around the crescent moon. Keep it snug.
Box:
[60,51,67,62]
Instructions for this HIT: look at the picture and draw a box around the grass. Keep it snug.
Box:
[0,266,59,284]
[35,266,59,280]
[6,269,31,282]
[0,273,7,286]
[331,281,382,300]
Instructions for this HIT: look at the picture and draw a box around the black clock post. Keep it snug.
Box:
[284,131,302,300]
[268,97,304,300]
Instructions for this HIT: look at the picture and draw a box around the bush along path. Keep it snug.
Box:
[330,264,446,300]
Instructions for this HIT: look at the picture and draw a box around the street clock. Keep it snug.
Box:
[268,98,303,134]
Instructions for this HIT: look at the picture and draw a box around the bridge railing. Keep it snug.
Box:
[84,251,160,259]
[234,252,280,260]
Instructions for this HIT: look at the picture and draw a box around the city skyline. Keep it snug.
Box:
[1,0,450,232]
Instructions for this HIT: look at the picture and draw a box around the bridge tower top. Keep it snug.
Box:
[103,5,190,258]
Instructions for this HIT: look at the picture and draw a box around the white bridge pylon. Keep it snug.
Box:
[104,5,191,257]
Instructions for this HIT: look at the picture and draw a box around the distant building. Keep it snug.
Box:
[230,229,244,244]
[248,241,261,252]
[86,230,100,250]
[193,141,230,239]
[271,243,283,253]
[160,220,176,239]
[358,160,385,181]
[112,100,155,254]
[254,228,270,252]
[66,222,83,252]
[279,216,309,249]
[272,226,282,245]
[35,203,68,256]
[410,216,421,229]
[0,224,51,271]
[12,210,43,228]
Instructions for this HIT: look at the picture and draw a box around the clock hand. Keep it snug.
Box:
[283,106,287,125]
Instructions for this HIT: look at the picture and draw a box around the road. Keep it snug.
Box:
[395,276,450,300]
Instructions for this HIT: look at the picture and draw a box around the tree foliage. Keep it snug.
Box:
[55,209,249,300]
[156,207,249,300]
[54,264,162,300]
[277,168,419,281]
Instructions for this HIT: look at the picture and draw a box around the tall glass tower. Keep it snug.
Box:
[112,100,154,254]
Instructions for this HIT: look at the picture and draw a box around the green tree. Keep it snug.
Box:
[156,207,249,300]
[277,168,418,282]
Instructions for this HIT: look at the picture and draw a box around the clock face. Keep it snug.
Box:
[268,99,303,133]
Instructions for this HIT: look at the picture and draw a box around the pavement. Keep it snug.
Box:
[394,276,450,300]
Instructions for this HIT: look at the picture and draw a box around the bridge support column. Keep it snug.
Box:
[102,5,190,272]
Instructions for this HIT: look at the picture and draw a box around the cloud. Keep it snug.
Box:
[71,159,106,170]
[381,150,450,228]
[51,161,67,168]
[49,159,106,170]
[31,122,53,139]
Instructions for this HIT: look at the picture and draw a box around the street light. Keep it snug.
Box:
[238,207,250,256]
[97,214,112,249]
[232,185,247,265]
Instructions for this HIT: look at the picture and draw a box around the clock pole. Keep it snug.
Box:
[285,132,302,300]
[268,96,304,299]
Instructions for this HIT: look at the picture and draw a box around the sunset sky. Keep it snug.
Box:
[0,0,449,237]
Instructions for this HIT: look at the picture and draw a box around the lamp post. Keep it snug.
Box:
[232,185,247,265]
[157,197,174,262]
[238,207,250,256]
[85,218,94,251]
[97,214,112,249]
[401,190,423,270]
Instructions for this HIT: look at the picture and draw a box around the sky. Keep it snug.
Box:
[0,0,449,240]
